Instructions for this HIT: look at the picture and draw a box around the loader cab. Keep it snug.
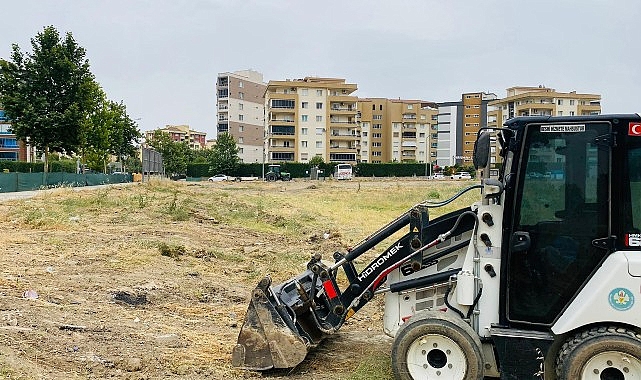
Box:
[500,117,616,327]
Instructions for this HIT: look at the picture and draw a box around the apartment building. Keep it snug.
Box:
[357,99,438,164]
[145,124,207,150]
[435,92,497,168]
[488,86,601,125]
[216,70,267,163]
[487,86,601,166]
[265,77,358,164]
[0,109,38,161]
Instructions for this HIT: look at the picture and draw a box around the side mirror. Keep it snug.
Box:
[473,131,491,169]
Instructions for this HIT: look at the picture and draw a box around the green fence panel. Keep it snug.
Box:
[46,172,64,186]
[61,173,86,187]
[18,173,45,191]
[86,173,110,186]
[0,173,18,193]
[110,173,132,183]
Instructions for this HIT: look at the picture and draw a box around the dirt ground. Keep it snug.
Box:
[0,178,475,379]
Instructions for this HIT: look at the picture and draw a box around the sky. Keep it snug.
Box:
[1,0,640,138]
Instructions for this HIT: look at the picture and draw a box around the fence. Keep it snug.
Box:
[0,172,133,193]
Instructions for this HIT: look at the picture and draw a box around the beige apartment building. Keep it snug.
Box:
[488,86,601,126]
[486,86,601,166]
[265,77,359,163]
[357,99,438,164]
[145,124,207,150]
[216,70,267,163]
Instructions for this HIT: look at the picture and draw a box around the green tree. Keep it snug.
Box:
[147,130,191,176]
[309,155,324,166]
[0,26,100,172]
[209,132,239,174]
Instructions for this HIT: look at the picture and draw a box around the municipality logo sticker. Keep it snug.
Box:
[609,288,635,311]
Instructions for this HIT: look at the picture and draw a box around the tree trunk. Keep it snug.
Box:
[44,146,49,173]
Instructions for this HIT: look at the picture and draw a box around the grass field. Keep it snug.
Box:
[0,178,477,379]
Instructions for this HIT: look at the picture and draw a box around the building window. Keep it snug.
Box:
[373,115,382,120]
[570,99,575,105]
[570,111,575,116]
[239,103,244,110]
[393,132,399,137]
[372,104,376,110]
[373,133,382,138]
[239,114,244,121]
[316,90,323,96]
[302,115,308,122]
[407,104,413,110]
[238,137,244,143]
[372,151,382,156]
[362,132,368,137]
[558,111,563,116]
[302,101,309,109]
[316,141,322,148]
[301,141,308,147]
[379,105,383,111]
[239,92,244,99]
[316,102,323,109]
[557,99,563,105]
[373,124,382,129]
[302,89,308,96]
[239,125,244,132]
[238,147,243,154]
[239,81,243,88]
[316,115,323,122]
[316,128,324,135]
[301,128,308,135]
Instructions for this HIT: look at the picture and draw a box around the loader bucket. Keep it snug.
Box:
[232,280,309,370]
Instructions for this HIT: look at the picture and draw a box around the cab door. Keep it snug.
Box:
[506,122,611,325]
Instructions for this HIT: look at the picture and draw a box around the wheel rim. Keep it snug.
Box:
[406,333,467,380]
[581,351,641,380]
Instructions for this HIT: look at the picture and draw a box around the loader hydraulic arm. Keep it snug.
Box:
[233,185,481,370]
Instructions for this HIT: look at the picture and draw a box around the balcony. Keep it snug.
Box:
[578,104,601,114]
[270,152,295,161]
[329,118,357,127]
[218,104,228,110]
[268,144,295,153]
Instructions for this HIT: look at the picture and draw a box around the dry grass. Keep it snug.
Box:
[0,178,478,379]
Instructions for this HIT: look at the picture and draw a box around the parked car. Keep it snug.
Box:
[431,173,445,180]
[208,174,229,182]
[451,172,472,180]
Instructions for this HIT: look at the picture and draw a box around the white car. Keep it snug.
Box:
[431,173,445,180]
[451,172,472,180]
[208,174,229,182]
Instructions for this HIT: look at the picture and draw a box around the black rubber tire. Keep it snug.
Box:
[556,326,641,380]
[266,173,277,182]
[391,311,484,380]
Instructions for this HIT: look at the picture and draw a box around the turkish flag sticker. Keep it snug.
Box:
[630,122,641,136]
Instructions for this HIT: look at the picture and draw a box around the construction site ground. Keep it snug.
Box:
[0,178,474,379]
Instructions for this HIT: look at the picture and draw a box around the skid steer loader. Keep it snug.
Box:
[232,114,641,379]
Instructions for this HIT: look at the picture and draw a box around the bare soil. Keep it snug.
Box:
[0,179,471,379]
